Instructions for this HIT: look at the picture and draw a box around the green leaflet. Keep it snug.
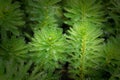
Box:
[66,22,104,80]
[0,0,25,36]
[64,0,105,26]
[0,36,28,60]
[29,26,66,71]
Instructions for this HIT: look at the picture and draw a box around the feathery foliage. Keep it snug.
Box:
[64,0,105,79]
[0,0,24,36]
[0,59,31,80]
[66,22,104,80]
[29,26,66,71]
[0,0,119,80]
[0,59,57,80]
[63,0,105,26]
[108,0,120,34]
[0,36,28,60]
[25,0,61,29]
[102,0,120,37]
[101,36,120,80]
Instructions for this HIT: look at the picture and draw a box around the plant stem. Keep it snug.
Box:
[80,37,86,80]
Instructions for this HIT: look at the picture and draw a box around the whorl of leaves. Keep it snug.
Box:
[29,26,66,71]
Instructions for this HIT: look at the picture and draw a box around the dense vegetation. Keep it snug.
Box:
[0,0,120,80]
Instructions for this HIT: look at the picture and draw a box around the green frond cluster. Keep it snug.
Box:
[0,36,28,60]
[0,0,119,80]
[64,0,105,26]
[101,36,120,80]
[26,0,61,29]
[29,26,66,71]
[109,0,120,34]
[0,0,24,35]
[102,0,120,36]
[0,59,30,80]
[0,59,57,80]
[66,22,104,80]
[64,0,105,79]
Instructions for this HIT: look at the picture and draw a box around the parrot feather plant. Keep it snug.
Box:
[0,59,32,80]
[25,0,67,79]
[100,35,120,80]
[63,0,105,26]
[108,0,120,34]
[0,58,57,80]
[0,0,120,80]
[0,0,25,41]
[63,0,105,80]
[0,36,28,60]
[29,26,66,69]
[102,0,120,37]
[29,26,66,79]
[66,22,104,80]
[25,0,62,30]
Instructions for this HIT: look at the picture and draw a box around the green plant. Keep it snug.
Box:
[0,59,58,80]
[66,22,104,80]
[0,59,30,80]
[0,0,119,80]
[0,0,24,40]
[25,0,61,29]
[101,36,120,80]
[102,0,120,37]
[63,0,105,26]
[108,0,120,34]
[29,26,66,72]
[63,0,105,79]
[0,36,28,60]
